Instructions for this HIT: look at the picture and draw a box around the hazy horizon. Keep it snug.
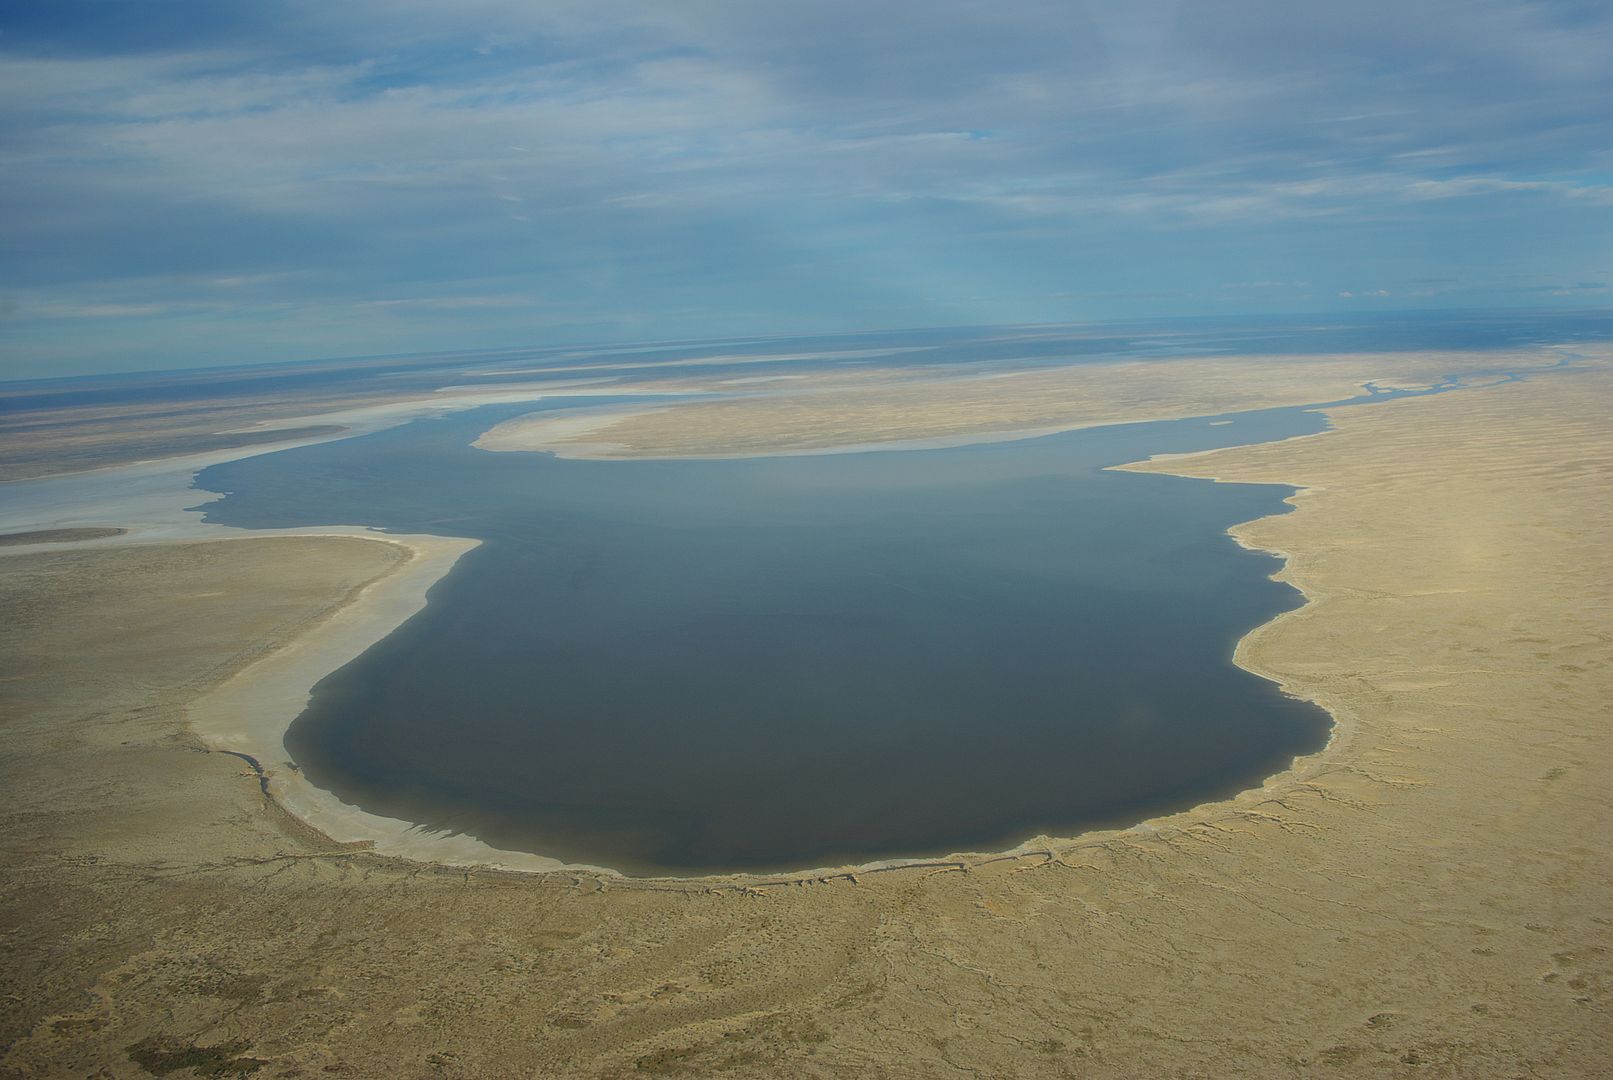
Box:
[3,305,1612,387]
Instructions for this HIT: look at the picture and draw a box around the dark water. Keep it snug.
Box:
[195,394,1350,875]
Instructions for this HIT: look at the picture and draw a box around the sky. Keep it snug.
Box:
[2,1,1611,379]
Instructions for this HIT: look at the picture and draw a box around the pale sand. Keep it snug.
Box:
[475,346,1593,460]
[1,359,1609,1075]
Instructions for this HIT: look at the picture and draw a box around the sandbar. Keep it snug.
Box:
[474,346,1592,459]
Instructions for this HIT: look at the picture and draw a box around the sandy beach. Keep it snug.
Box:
[1,354,1609,1076]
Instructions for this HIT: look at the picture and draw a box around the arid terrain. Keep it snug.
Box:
[475,348,1569,458]
[1,354,1609,1078]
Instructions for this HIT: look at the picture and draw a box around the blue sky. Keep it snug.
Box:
[2,0,1610,378]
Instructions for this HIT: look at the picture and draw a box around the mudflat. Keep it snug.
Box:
[1,363,1609,1077]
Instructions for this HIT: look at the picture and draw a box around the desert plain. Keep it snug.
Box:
[1,347,1609,1078]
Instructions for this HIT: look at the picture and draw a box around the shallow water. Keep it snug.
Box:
[193,394,1349,875]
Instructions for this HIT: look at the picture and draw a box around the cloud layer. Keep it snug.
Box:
[3,1,1610,376]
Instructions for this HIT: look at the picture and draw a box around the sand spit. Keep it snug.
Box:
[474,346,1592,460]
[2,358,1610,1076]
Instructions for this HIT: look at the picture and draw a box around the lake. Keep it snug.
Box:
[195,393,1340,875]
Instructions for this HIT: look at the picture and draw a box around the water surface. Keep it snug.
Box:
[197,396,1340,875]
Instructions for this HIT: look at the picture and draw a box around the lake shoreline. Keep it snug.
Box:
[180,405,1368,883]
[0,366,1530,882]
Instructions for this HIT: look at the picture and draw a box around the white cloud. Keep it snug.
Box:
[2,0,1611,374]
